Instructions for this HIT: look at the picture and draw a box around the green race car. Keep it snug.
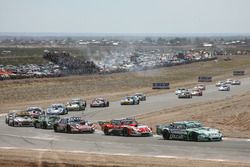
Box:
[33,115,60,129]
[156,121,222,141]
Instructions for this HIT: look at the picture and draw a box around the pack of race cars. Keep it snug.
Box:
[3,78,242,142]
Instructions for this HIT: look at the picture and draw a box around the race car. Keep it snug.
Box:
[218,85,230,91]
[90,98,109,107]
[175,88,188,95]
[215,81,225,87]
[191,89,203,96]
[8,111,33,127]
[178,92,192,98]
[66,98,86,111]
[231,80,241,85]
[54,117,95,133]
[194,84,206,90]
[46,104,68,115]
[26,106,44,119]
[33,115,60,129]
[156,121,223,141]
[225,79,233,84]
[120,96,140,105]
[100,118,152,137]
[134,93,146,101]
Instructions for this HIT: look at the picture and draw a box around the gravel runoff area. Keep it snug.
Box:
[0,148,250,167]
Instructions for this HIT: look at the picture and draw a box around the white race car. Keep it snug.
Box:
[175,88,188,95]
[231,80,241,85]
[215,81,225,87]
[218,85,230,91]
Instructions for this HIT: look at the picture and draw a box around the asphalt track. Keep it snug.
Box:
[1,77,250,163]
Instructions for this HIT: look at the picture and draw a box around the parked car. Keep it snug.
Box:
[191,89,203,96]
[218,85,230,91]
[156,121,222,141]
[100,118,152,137]
[134,93,146,101]
[33,115,60,129]
[54,117,95,133]
[175,88,188,95]
[8,111,33,127]
[231,80,241,85]
[178,92,192,98]
[120,96,140,105]
[66,98,86,111]
[90,98,109,107]
[47,104,68,115]
[26,106,44,119]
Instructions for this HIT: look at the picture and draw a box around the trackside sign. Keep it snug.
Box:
[152,83,170,89]
[198,76,212,82]
[233,70,245,76]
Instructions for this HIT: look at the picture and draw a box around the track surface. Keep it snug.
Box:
[1,77,250,163]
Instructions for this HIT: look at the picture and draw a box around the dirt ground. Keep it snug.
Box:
[136,91,250,138]
[0,149,249,167]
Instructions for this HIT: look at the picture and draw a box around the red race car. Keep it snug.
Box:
[100,118,152,137]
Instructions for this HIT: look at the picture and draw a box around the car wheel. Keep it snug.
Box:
[67,126,71,133]
[43,122,47,129]
[107,102,109,107]
[162,130,170,140]
[54,125,58,132]
[34,122,38,128]
[190,132,198,141]
[123,128,130,137]
[104,128,110,135]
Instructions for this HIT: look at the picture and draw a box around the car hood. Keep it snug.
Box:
[14,116,32,122]
[187,127,221,135]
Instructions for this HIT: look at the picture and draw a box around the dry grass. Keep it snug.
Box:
[0,55,250,114]
[136,91,250,138]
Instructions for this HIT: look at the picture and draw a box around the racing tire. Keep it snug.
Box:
[104,128,110,135]
[42,122,47,129]
[34,122,38,128]
[123,128,130,137]
[107,102,109,107]
[162,130,170,140]
[66,125,71,133]
[190,132,198,141]
[54,125,58,132]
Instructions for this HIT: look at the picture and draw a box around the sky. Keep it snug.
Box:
[0,0,250,34]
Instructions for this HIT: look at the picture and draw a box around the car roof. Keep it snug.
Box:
[172,121,201,125]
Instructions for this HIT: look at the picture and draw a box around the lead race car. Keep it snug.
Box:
[156,121,222,141]
[99,118,152,137]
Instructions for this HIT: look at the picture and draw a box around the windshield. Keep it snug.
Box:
[186,122,202,128]
[69,117,82,123]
